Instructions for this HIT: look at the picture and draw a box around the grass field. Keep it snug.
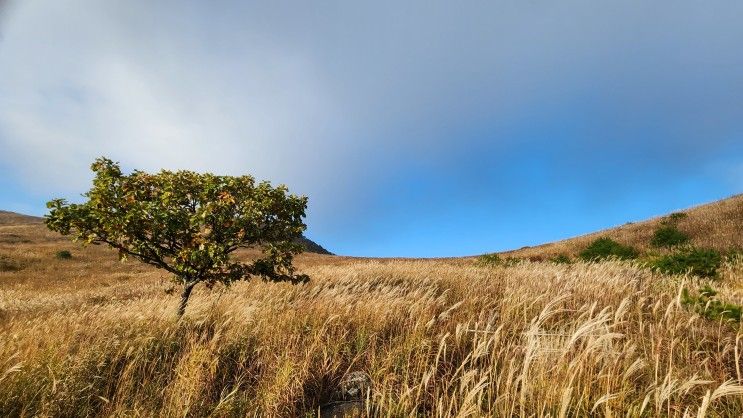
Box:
[1,196,742,417]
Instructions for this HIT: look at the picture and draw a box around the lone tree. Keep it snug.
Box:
[46,157,309,317]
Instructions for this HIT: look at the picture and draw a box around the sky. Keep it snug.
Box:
[0,1,741,257]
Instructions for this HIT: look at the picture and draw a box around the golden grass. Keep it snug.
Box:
[501,194,743,260]
[1,196,742,417]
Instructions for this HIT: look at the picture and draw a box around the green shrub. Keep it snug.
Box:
[55,250,73,260]
[477,254,522,267]
[550,253,572,264]
[650,225,689,248]
[681,285,741,322]
[477,253,501,266]
[652,248,722,278]
[579,238,639,261]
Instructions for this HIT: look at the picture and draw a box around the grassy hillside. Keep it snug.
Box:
[0,210,332,255]
[500,194,743,260]
[0,210,44,226]
[1,197,742,416]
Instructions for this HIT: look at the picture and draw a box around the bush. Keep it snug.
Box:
[477,254,521,267]
[579,238,639,261]
[651,248,722,278]
[55,250,73,260]
[650,225,689,248]
[550,253,572,264]
[681,285,741,322]
[477,253,501,266]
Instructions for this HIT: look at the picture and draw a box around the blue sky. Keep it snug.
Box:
[0,1,741,257]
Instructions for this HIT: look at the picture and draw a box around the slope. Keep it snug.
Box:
[498,193,743,260]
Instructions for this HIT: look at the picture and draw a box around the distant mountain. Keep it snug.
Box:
[0,210,43,225]
[0,210,332,255]
[295,235,333,255]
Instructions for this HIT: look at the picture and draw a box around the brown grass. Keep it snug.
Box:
[1,196,742,417]
[500,194,743,260]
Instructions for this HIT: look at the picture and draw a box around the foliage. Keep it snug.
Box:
[55,250,73,260]
[650,225,689,248]
[651,247,722,278]
[477,253,522,267]
[477,253,501,266]
[652,211,690,248]
[46,157,309,316]
[578,238,639,261]
[550,253,572,264]
[681,285,741,322]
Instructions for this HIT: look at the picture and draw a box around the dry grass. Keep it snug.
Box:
[1,198,743,417]
[501,194,743,261]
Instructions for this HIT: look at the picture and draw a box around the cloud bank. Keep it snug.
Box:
[1,0,741,256]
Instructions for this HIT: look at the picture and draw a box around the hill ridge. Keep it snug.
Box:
[499,193,743,259]
[0,210,332,255]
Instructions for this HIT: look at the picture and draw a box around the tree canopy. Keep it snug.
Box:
[46,157,309,316]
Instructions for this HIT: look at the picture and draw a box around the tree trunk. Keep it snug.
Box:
[177,281,197,318]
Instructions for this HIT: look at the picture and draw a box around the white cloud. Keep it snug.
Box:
[0,0,344,191]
